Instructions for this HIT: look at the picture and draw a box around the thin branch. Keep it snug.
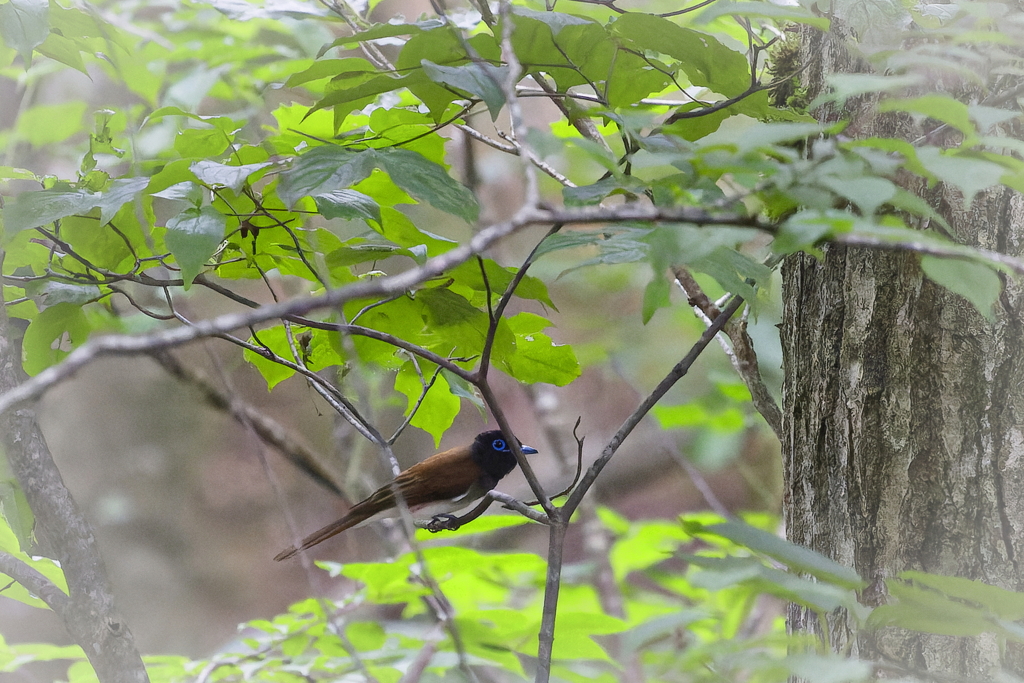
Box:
[456,123,578,187]
[476,225,561,379]
[836,233,1024,276]
[562,295,746,517]
[149,350,343,495]
[535,296,745,683]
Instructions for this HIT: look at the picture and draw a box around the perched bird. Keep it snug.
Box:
[275,430,537,560]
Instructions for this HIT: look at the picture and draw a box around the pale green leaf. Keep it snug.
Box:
[920,255,1002,320]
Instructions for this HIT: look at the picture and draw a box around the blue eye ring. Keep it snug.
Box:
[492,438,507,451]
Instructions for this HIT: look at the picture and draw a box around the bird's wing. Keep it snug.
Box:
[273,446,481,561]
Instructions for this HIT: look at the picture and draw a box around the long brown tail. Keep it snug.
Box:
[273,514,360,561]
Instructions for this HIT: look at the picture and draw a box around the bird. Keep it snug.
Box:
[274,430,538,560]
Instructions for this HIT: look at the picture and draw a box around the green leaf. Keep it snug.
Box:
[869,579,1006,637]
[314,189,382,223]
[0,0,49,64]
[641,273,670,324]
[164,206,226,287]
[278,146,376,207]
[511,6,592,34]
[920,255,1002,320]
[394,362,460,446]
[16,101,88,146]
[652,403,745,433]
[524,611,626,661]
[785,654,873,683]
[340,558,431,604]
[284,57,376,87]
[901,570,1024,620]
[243,326,296,390]
[173,127,231,158]
[688,246,768,303]
[879,94,977,143]
[814,73,926,108]
[376,148,479,222]
[605,51,672,108]
[2,188,97,235]
[0,508,70,609]
[688,520,866,589]
[815,175,896,217]
[421,60,510,120]
[498,312,580,386]
[687,555,856,612]
[610,14,749,97]
[0,467,32,550]
[696,0,830,29]
[610,521,690,580]
[329,19,444,47]
[915,147,1006,203]
[416,287,491,355]
[414,514,533,541]
[95,177,149,223]
[22,302,91,376]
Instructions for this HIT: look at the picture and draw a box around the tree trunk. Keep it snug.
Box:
[782,23,1024,675]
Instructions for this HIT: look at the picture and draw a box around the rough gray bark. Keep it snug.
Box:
[0,258,149,683]
[782,24,1024,675]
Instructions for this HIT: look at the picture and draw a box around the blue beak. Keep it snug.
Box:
[521,444,538,455]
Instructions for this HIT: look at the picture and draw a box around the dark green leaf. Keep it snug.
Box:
[686,555,856,612]
[2,188,97,235]
[285,58,375,87]
[326,243,410,268]
[376,148,478,222]
[879,94,976,142]
[901,571,1024,621]
[421,60,510,120]
[641,274,671,324]
[868,580,1004,637]
[278,146,376,207]
[314,190,382,223]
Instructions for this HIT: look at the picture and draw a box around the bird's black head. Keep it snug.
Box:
[471,429,538,483]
